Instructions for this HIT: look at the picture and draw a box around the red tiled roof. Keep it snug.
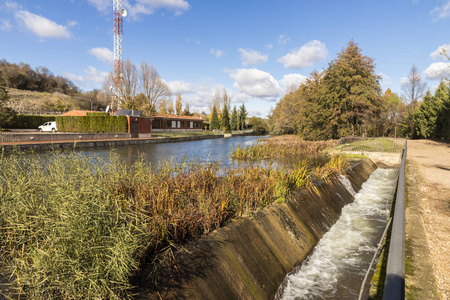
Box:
[155,114,204,121]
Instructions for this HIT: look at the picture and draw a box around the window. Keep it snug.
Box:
[166,121,172,128]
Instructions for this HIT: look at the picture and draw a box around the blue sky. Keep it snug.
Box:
[1,0,449,117]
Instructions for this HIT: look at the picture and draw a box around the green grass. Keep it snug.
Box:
[0,150,349,299]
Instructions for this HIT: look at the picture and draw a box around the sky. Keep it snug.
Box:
[1,0,450,118]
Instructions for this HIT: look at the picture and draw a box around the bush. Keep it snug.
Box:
[55,115,128,133]
[4,115,56,129]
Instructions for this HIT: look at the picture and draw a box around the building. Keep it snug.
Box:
[152,114,204,132]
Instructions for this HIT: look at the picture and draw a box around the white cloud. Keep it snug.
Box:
[210,48,224,58]
[399,77,409,86]
[15,10,71,39]
[279,73,307,90]
[424,62,450,80]
[238,48,268,66]
[87,0,190,17]
[430,1,450,19]
[62,71,84,86]
[378,73,393,85]
[278,35,290,45]
[88,47,114,66]
[166,80,194,94]
[430,44,450,61]
[227,68,281,100]
[278,40,328,69]
[84,66,109,83]
[0,19,11,31]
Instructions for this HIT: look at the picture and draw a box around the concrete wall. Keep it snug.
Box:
[137,159,378,299]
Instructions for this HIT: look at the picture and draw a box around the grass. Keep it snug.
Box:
[338,138,405,153]
[231,135,338,159]
[0,149,349,299]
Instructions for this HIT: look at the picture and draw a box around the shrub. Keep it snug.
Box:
[55,115,128,133]
[5,115,56,129]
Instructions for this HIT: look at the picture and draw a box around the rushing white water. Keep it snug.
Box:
[276,168,397,300]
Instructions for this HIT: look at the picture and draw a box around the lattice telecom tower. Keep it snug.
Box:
[113,0,127,87]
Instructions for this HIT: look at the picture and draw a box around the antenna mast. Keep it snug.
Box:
[113,0,126,104]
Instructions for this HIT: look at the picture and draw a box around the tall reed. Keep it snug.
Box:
[0,150,348,299]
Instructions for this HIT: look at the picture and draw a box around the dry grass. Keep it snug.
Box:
[231,135,338,159]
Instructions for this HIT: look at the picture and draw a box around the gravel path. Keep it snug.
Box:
[407,139,450,300]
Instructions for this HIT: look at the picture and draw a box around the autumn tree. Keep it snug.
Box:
[380,89,405,138]
[210,105,220,130]
[183,102,191,116]
[175,94,183,115]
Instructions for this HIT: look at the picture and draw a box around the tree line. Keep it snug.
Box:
[0,59,79,95]
[269,40,450,140]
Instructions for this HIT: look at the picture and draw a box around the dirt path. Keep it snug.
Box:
[406,139,450,300]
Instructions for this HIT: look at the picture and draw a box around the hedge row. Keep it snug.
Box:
[55,115,128,133]
[5,115,56,129]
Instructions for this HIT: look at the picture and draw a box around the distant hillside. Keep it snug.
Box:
[0,59,79,95]
[6,88,107,115]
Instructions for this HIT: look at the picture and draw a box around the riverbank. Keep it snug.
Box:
[0,131,254,152]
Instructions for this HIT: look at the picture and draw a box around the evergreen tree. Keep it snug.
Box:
[239,103,247,130]
[413,89,443,138]
[230,106,238,130]
[221,103,231,132]
[210,105,220,130]
[0,74,15,128]
[430,80,450,139]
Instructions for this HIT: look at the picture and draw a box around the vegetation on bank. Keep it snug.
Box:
[0,147,349,299]
[232,135,338,159]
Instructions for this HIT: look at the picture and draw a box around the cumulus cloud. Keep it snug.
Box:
[84,66,109,83]
[210,48,224,58]
[278,40,328,69]
[87,0,190,18]
[15,10,71,39]
[279,73,307,90]
[88,47,114,66]
[430,44,450,61]
[424,62,450,80]
[238,48,268,66]
[227,68,281,100]
[166,80,194,94]
[62,71,84,86]
[430,1,450,19]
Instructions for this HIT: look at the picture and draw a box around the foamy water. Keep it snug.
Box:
[276,168,397,300]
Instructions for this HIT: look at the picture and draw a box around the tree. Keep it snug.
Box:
[239,103,247,130]
[0,75,15,128]
[167,97,174,114]
[182,102,191,116]
[139,61,170,120]
[175,94,183,115]
[230,106,238,130]
[221,103,231,132]
[210,105,220,130]
[401,64,427,108]
[415,80,449,138]
[248,117,269,135]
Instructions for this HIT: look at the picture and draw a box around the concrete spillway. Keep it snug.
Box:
[138,159,386,299]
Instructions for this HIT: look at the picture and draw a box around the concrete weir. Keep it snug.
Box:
[138,159,378,299]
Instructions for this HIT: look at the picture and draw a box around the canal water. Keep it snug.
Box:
[275,168,398,300]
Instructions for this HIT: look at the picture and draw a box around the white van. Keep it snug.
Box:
[38,121,57,132]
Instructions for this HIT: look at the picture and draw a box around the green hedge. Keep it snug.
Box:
[55,115,128,133]
[5,115,56,129]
